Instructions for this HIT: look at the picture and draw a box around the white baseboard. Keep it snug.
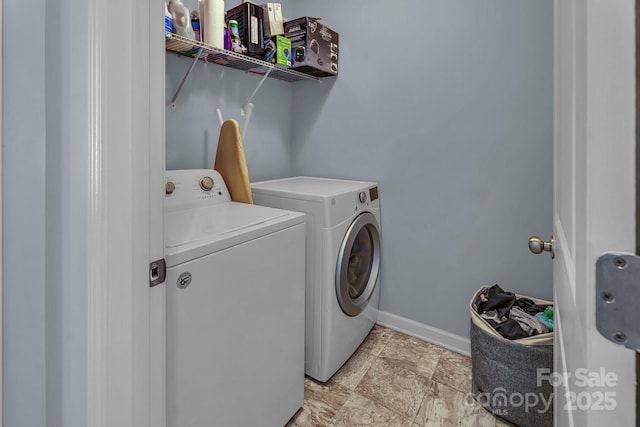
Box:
[376,310,471,357]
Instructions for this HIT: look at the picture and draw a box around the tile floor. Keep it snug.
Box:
[286,325,515,427]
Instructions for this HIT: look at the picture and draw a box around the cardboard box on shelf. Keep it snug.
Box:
[283,17,338,77]
[264,35,292,66]
[261,3,284,36]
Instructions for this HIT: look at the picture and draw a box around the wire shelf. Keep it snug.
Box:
[165,32,321,83]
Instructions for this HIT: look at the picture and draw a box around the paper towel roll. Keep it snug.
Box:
[204,0,224,49]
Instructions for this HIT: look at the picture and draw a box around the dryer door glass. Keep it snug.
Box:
[347,227,373,299]
[336,212,381,317]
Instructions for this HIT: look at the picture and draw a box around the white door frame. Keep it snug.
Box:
[0,0,4,425]
[635,2,640,420]
[553,0,636,425]
[87,0,165,426]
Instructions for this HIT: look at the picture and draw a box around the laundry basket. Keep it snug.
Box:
[470,285,553,427]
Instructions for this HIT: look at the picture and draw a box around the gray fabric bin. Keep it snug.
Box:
[470,286,553,427]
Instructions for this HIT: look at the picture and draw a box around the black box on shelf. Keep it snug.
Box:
[283,17,338,77]
[226,1,266,58]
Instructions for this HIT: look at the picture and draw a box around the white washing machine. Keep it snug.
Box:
[164,169,306,427]
[251,177,381,382]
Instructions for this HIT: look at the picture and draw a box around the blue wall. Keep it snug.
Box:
[165,53,294,180]
[290,0,554,338]
[44,0,88,425]
[3,0,87,425]
[165,1,554,339]
[3,0,47,424]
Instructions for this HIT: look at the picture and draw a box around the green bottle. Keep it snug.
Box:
[229,20,241,52]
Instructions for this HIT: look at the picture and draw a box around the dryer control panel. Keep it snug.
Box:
[369,186,379,201]
[357,187,379,204]
[165,169,232,212]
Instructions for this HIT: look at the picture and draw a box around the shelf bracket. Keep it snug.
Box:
[241,68,272,115]
[239,68,272,138]
[170,48,204,109]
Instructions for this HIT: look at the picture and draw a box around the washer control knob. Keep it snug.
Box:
[199,176,214,191]
[165,181,175,195]
[358,191,367,203]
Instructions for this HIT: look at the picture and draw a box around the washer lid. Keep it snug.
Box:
[251,176,375,201]
[165,202,304,267]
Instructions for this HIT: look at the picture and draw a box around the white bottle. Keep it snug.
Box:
[199,0,206,44]
[168,0,196,40]
[204,0,224,49]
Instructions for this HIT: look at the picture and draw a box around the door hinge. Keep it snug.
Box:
[596,252,640,351]
[149,258,166,287]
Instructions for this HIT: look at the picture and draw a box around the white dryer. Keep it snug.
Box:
[251,177,381,382]
[164,169,306,427]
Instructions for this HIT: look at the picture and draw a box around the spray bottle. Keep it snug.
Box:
[168,0,196,40]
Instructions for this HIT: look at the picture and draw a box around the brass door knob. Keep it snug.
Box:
[165,181,176,195]
[528,235,555,259]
